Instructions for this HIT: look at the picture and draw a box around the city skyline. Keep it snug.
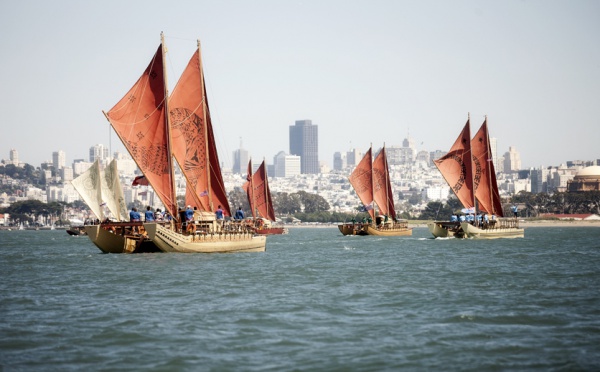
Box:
[3,139,597,177]
[1,1,598,169]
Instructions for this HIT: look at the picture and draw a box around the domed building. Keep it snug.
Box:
[567,166,600,193]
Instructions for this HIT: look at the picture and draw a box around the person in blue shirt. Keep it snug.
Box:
[129,207,141,222]
[215,205,224,229]
[185,205,196,234]
[145,206,155,222]
[129,207,141,233]
[511,205,519,218]
[234,207,244,221]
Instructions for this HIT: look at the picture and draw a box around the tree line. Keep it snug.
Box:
[419,190,600,220]
[3,162,599,223]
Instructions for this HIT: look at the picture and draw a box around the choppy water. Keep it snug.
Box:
[1,226,600,371]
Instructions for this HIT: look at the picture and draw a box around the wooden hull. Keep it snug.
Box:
[144,223,267,253]
[460,222,524,239]
[254,227,288,235]
[427,221,463,238]
[339,223,412,236]
[338,223,368,236]
[84,224,161,254]
[363,224,412,236]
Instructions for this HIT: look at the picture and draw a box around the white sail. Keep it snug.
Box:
[71,159,104,220]
[101,159,129,221]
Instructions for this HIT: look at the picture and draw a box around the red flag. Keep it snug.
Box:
[132,175,149,186]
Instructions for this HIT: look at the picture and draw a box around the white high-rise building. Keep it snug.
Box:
[89,144,109,163]
[52,150,66,170]
[273,151,301,178]
[503,146,522,172]
[72,160,93,176]
[490,137,504,173]
[9,149,19,165]
[61,167,74,182]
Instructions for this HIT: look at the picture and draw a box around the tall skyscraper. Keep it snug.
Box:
[289,119,319,174]
[232,139,249,175]
[346,148,362,168]
[52,150,66,170]
[333,152,346,171]
[89,144,109,163]
[503,146,522,173]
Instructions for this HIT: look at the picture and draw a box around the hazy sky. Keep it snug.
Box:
[1,0,598,170]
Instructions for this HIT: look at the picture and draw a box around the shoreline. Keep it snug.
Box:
[1,220,598,231]
[286,220,600,229]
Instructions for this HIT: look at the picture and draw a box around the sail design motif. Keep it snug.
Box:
[170,48,231,216]
[71,160,104,220]
[101,159,129,221]
[372,146,396,219]
[349,147,374,219]
[434,119,474,209]
[471,119,503,217]
[104,44,177,217]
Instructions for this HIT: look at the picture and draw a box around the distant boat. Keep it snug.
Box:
[72,159,159,253]
[242,159,287,235]
[104,34,265,253]
[66,226,86,236]
[428,115,524,239]
[338,145,412,236]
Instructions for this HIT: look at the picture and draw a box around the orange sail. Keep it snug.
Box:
[434,118,474,209]
[372,146,396,219]
[169,46,231,216]
[103,43,177,217]
[471,118,503,216]
[244,160,276,221]
[255,160,276,221]
[349,147,375,219]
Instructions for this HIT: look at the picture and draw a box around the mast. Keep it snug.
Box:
[262,158,269,220]
[485,115,495,215]
[383,143,389,217]
[370,143,375,216]
[248,158,256,218]
[469,112,476,213]
[198,39,213,211]
[162,32,178,219]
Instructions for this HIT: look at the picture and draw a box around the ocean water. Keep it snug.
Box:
[1,226,599,371]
